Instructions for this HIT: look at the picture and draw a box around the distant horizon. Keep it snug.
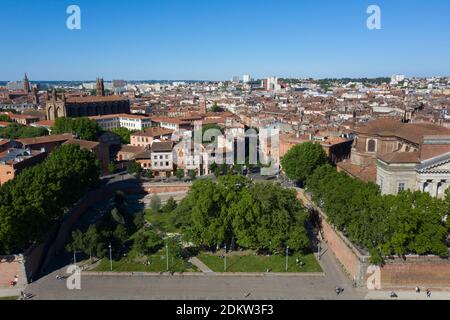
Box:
[1,74,449,84]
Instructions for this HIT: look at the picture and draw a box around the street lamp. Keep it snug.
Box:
[166,243,169,271]
[224,244,227,272]
[285,246,289,272]
[109,243,112,271]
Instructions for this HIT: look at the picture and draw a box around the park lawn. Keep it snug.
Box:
[197,252,322,273]
[94,248,197,273]
[144,209,179,234]
[0,296,18,300]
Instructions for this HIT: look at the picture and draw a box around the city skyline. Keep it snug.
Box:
[1,0,450,80]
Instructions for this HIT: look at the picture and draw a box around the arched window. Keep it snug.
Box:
[367,139,376,152]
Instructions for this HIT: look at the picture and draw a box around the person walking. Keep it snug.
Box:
[426,289,431,298]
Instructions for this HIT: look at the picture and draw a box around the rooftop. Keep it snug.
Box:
[131,127,173,138]
[151,141,174,152]
[66,95,128,104]
[63,139,100,150]
[0,148,43,165]
[16,134,73,146]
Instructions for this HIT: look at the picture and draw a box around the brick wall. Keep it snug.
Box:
[380,257,450,289]
[297,188,450,290]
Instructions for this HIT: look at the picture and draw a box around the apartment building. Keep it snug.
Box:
[150,141,174,177]
[130,127,173,148]
[0,147,47,185]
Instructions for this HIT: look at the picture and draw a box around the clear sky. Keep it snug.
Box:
[1,0,449,81]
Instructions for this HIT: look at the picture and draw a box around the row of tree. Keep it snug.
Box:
[0,123,49,139]
[67,191,143,260]
[172,175,311,253]
[306,165,450,263]
[0,144,100,254]
[281,141,449,263]
[52,117,103,141]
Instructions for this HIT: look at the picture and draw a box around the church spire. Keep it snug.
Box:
[24,73,31,93]
[96,77,105,96]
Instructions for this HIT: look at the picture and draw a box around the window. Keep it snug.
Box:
[166,161,169,166]
[165,155,169,159]
[160,162,163,166]
[398,183,405,193]
[367,139,376,152]
[160,155,163,159]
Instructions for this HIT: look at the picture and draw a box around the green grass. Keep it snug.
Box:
[94,248,197,273]
[144,209,179,234]
[197,252,322,273]
[0,296,18,300]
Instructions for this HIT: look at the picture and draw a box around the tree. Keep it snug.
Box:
[127,161,142,175]
[133,230,163,255]
[188,169,197,180]
[0,123,48,139]
[145,170,154,179]
[210,103,224,112]
[52,117,102,141]
[108,162,116,174]
[201,123,223,143]
[114,224,130,243]
[66,230,85,256]
[281,142,327,183]
[162,197,177,214]
[133,211,145,230]
[0,114,12,122]
[0,144,99,254]
[306,164,450,264]
[176,175,312,253]
[150,194,162,212]
[175,169,185,179]
[83,225,100,260]
[111,127,133,144]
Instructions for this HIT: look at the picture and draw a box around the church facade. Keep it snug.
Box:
[45,79,130,120]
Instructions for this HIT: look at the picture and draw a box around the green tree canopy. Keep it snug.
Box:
[174,175,311,253]
[150,194,162,212]
[0,144,100,254]
[0,123,49,139]
[110,127,133,144]
[306,164,450,263]
[52,117,102,141]
[281,142,327,183]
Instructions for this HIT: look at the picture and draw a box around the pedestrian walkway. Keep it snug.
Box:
[0,288,21,299]
[188,257,214,273]
[366,290,450,300]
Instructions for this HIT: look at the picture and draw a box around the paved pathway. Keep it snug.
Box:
[188,257,214,273]
[366,290,450,300]
[0,288,21,298]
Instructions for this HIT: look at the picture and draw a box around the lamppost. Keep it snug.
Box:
[109,243,112,271]
[318,243,321,261]
[166,243,169,271]
[73,251,77,266]
[224,244,227,272]
[285,246,289,272]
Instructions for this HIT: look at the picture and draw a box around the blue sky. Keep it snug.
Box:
[1,0,449,80]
